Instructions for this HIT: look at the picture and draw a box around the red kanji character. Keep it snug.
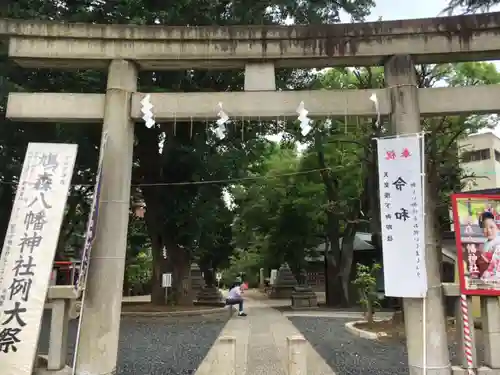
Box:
[385,150,396,160]
[401,148,411,158]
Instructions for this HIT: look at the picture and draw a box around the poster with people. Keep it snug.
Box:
[452,193,500,296]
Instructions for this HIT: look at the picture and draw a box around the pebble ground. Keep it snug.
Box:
[288,316,486,375]
[38,311,226,375]
[38,310,487,375]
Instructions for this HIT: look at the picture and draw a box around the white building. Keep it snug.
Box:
[458,132,500,191]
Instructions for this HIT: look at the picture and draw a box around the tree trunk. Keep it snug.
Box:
[169,245,191,305]
[150,235,166,305]
[366,301,374,324]
[340,222,357,306]
[142,189,167,305]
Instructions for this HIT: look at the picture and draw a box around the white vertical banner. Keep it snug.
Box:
[376,134,427,297]
[0,143,77,375]
[75,133,107,291]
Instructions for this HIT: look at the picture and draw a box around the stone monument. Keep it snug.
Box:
[291,269,318,309]
[195,268,225,307]
[190,263,205,292]
[269,263,297,299]
[181,263,205,302]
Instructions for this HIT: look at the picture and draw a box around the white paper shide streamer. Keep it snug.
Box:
[140,94,156,128]
[215,102,229,139]
[369,93,380,126]
[296,101,312,136]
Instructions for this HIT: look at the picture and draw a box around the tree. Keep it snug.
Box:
[232,62,500,307]
[127,0,377,305]
[445,0,499,12]
[0,0,376,305]
[231,145,325,279]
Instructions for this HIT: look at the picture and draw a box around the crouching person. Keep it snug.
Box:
[226,281,247,316]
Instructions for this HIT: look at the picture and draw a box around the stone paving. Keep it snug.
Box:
[195,297,337,375]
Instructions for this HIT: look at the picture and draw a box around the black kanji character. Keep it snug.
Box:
[384,192,391,199]
[0,327,21,353]
[33,172,53,192]
[12,256,36,277]
[24,210,47,231]
[8,278,32,302]
[385,214,392,220]
[384,182,389,188]
[387,235,393,242]
[2,302,27,327]
[386,224,392,230]
[392,177,407,191]
[383,172,388,177]
[37,153,59,172]
[27,193,52,209]
[19,232,43,253]
[395,208,410,221]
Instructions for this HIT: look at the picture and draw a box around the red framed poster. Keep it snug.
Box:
[452,193,500,296]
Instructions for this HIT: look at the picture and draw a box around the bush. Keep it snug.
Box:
[352,262,383,324]
[126,250,152,296]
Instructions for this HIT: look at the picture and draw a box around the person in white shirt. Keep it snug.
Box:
[226,281,247,316]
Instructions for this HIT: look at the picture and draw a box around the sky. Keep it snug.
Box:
[354,0,499,21]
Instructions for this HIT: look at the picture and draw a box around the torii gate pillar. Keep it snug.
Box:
[74,59,137,375]
[385,54,450,375]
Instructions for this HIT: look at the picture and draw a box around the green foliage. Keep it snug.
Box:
[1,0,499,308]
[125,250,153,295]
[230,145,326,275]
[221,249,263,288]
[445,0,498,12]
[0,0,378,304]
[352,263,382,323]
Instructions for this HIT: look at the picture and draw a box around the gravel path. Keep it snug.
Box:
[38,311,226,375]
[289,317,408,375]
[288,316,486,375]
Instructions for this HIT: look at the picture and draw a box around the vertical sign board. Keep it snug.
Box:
[0,143,77,375]
[376,135,428,297]
[75,134,107,291]
[270,269,278,285]
[162,273,172,288]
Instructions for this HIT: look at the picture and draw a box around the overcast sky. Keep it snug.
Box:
[355,0,499,21]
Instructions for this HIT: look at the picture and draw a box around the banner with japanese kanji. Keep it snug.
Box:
[376,134,428,297]
[0,143,77,375]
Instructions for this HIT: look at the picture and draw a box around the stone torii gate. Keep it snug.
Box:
[3,12,500,375]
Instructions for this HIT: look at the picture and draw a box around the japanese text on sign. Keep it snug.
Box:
[377,135,427,298]
[0,143,77,375]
